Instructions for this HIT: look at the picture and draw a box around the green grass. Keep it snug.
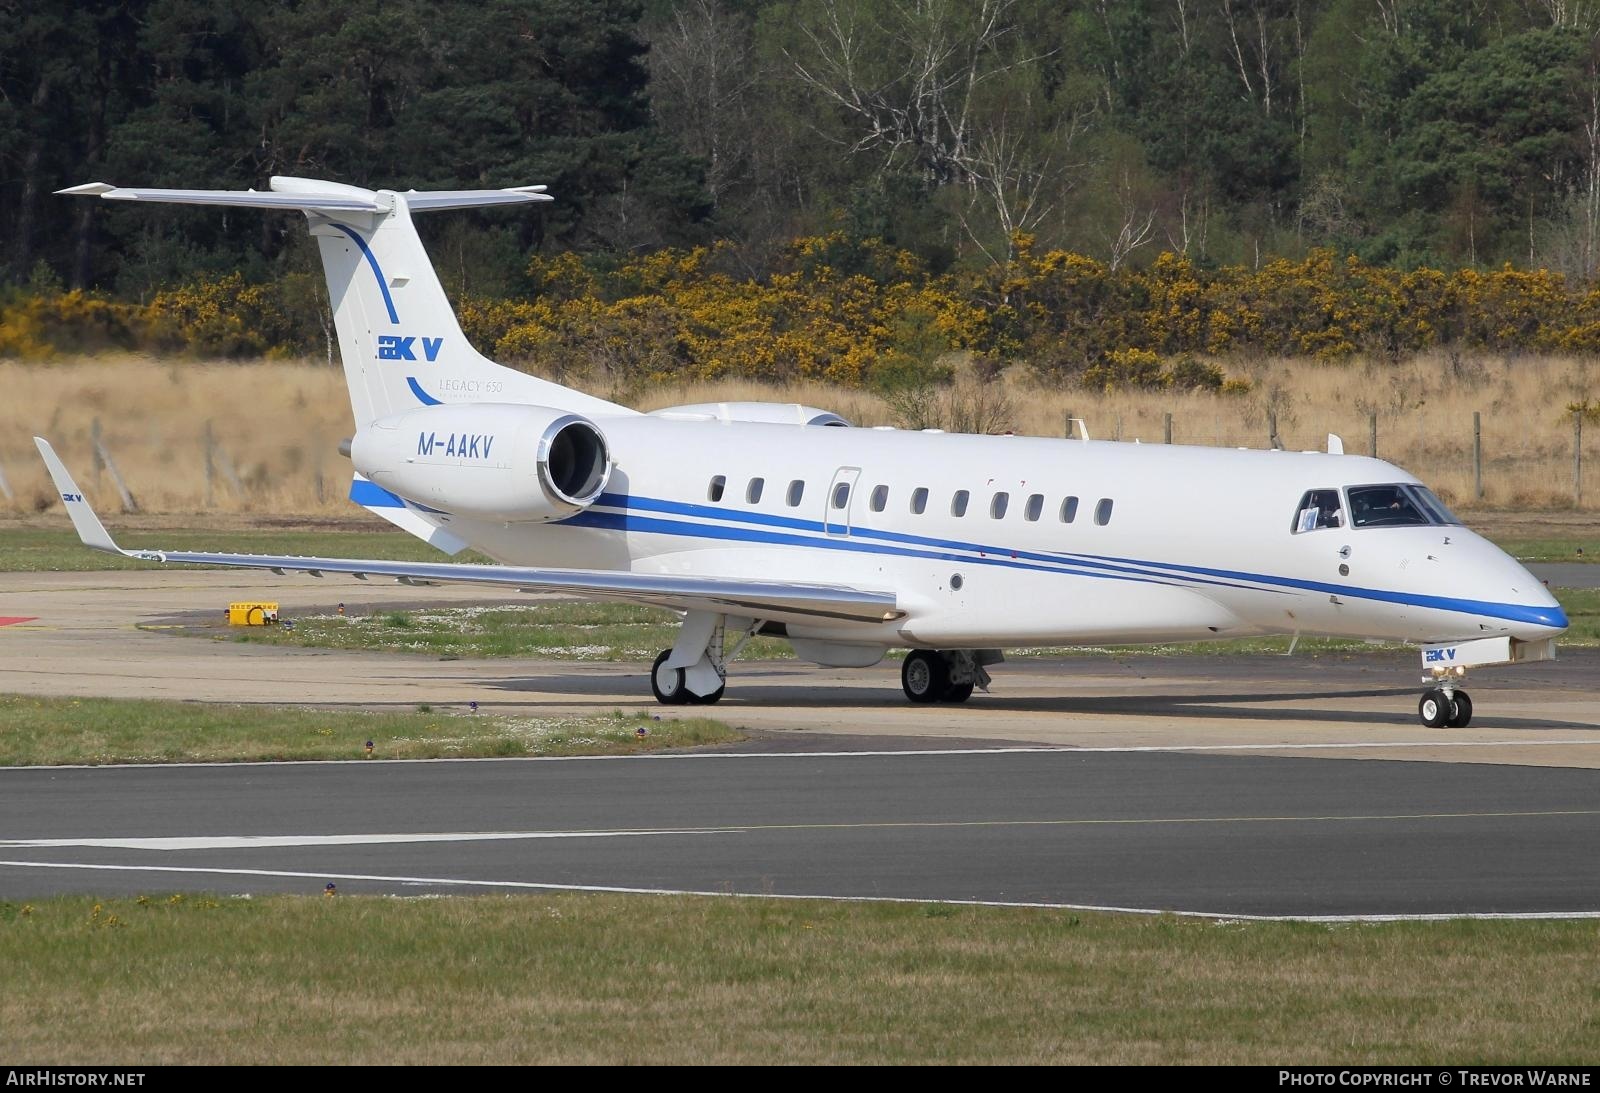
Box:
[232,587,1600,664]
[1489,536,1599,563]
[0,694,739,766]
[231,600,793,660]
[0,525,487,571]
[1,895,1598,1064]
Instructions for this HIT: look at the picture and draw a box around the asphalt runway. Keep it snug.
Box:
[2,568,1599,916]
[3,748,1598,917]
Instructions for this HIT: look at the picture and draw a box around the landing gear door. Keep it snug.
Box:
[824,466,861,537]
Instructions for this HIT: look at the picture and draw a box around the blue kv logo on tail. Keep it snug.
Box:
[377,335,443,362]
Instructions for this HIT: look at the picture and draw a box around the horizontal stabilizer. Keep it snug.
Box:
[57,178,552,215]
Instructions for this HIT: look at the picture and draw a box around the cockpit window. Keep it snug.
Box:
[1346,484,1461,528]
[1292,489,1343,533]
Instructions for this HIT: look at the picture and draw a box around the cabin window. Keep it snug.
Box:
[1060,496,1079,523]
[787,480,805,507]
[1024,494,1044,522]
[990,492,1009,519]
[1094,498,1113,525]
[951,490,970,517]
[870,485,888,512]
[910,487,928,514]
[708,475,726,502]
[832,482,851,509]
[746,477,764,504]
[1291,488,1343,533]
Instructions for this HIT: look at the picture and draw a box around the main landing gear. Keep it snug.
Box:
[901,649,992,704]
[1418,684,1472,728]
[649,611,757,706]
[651,649,725,706]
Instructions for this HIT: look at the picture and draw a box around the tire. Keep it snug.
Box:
[940,681,974,704]
[902,650,949,703]
[650,650,690,705]
[1446,690,1473,728]
[688,681,726,705]
[1418,688,1450,728]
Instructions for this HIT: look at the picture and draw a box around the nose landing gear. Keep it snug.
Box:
[1418,685,1472,727]
[1418,666,1472,728]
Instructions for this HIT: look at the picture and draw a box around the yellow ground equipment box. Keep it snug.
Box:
[228,601,279,626]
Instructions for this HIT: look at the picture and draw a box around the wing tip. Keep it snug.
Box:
[56,182,116,197]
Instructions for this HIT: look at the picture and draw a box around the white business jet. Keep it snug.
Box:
[36,177,1567,726]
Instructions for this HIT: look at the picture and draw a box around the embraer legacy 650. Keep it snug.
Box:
[36,178,1567,726]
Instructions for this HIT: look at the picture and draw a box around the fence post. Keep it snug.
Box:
[1063,410,1073,439]
[92,426,139,513]
[203,419,216,509]
[1368,413,1378,458]
[0,458,13,503]
[1577,410,1585,507]
[1163,412,1173,444]
[1268,410,1282,449]
[91,418,104,489]
[1473,411,1483,502]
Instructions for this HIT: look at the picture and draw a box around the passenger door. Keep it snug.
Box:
[824,466,861,537]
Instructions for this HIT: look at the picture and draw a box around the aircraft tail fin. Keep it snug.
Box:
[59,178,634,427]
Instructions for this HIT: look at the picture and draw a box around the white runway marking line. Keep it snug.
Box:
[2,858,1599,924]
[0,828,742,852]
[8,738,1600,772]
[7,805,1600,853]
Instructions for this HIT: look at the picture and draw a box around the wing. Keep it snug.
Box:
[33,438,902,626]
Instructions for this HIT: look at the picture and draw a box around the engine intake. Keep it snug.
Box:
[540,416,609,505]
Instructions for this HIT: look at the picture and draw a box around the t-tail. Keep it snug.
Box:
[60,177,635,544]
[58,178,631,426]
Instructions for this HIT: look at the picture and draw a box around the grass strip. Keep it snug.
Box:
[0,894,1597,1064]
[0,694,738,766]
[231,586,1600,661]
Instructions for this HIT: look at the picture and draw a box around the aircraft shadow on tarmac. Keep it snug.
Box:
[473,673,1594,730]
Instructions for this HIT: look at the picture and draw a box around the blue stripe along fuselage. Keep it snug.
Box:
[569,492,1566,630]
[348,476,447,516]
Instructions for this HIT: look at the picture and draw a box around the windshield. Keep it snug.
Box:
[1346,484,1461,528]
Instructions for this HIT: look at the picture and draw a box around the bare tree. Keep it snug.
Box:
[786,0,1090,258]
[645,0,759,208]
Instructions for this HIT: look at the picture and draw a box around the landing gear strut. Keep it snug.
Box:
[901,649,992,704]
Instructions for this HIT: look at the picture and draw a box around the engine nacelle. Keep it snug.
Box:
[649,402,850,427]
[351,403,611,521]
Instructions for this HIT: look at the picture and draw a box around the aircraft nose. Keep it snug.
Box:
[1506,564,1568,639]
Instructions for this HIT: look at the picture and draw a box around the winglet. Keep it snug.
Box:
[33,438,125,555]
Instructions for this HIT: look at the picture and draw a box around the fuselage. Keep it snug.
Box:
[417,417,1568,653]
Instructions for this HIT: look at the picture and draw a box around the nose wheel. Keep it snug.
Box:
[1418,686,1472,728]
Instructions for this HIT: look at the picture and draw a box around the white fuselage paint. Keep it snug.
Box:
[411,417,1565,653]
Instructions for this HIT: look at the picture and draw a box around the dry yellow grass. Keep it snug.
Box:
[4,351,1596,515]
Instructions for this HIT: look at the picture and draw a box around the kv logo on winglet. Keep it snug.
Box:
[377,335,443,362]
[61,492,82,503]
